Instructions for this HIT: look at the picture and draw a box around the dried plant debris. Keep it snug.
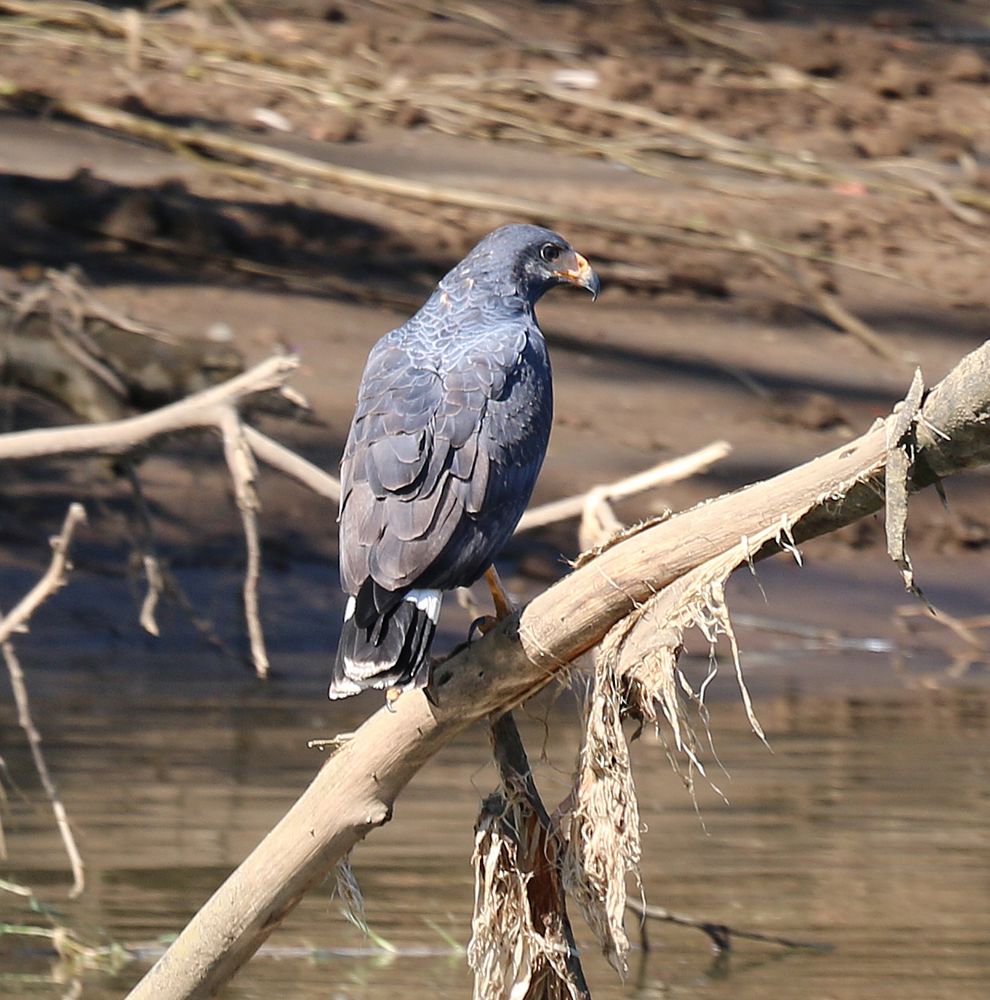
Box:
[561,649,641,974]
[522,365,939,986]
[552,368,942,974]
[555,525,808,971]
[469,792,588,1000]
[332,852,369,938]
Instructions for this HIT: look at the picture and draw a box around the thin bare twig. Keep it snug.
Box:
[0,503,88,898]
[744,238,906,363]
[122,462,164,637]
[516,441,730,533]
[626,897,833,954]
[220,407,268,678]
[0,503,88,645]
[242,426,340,502]
[0,355,319,676]
[0,353,300,461]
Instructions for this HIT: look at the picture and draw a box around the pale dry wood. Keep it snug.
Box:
[127,340,990,1000]
[0,504,88,646]
[220,408,268,678]
[0,354,311,677]
[0,355,298,460]
[0,503,88,898]
[121,463,165,637]
[242,426,341,502]
[516,441,730,533]
[2,642,87,899]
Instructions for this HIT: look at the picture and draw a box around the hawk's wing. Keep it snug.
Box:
[338,320,535,608]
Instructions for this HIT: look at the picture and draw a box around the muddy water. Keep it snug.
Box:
[1,648,989,1000]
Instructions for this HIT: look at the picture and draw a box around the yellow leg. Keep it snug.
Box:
[484,565,516,620]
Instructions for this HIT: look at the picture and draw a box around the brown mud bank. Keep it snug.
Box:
[0,0,988,689]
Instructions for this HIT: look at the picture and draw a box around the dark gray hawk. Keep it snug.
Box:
[329,224,599,700]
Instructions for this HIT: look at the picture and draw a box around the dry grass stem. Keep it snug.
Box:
[6,0,990,236]
[0,76,928,295]
[745,240,905,363]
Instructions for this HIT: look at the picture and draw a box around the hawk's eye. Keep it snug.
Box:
[540,243,563,264]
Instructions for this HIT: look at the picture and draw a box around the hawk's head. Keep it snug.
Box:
[453,224,601,304]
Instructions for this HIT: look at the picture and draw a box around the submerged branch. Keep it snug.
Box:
[626,897,833,955]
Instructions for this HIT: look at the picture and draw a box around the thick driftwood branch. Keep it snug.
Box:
[126,340,990,999]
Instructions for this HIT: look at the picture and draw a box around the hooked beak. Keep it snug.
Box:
[558,252,601,301]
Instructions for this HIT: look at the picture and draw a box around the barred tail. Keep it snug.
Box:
[329,589,441,700]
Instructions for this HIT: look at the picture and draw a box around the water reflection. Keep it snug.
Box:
[1,651,988,999]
